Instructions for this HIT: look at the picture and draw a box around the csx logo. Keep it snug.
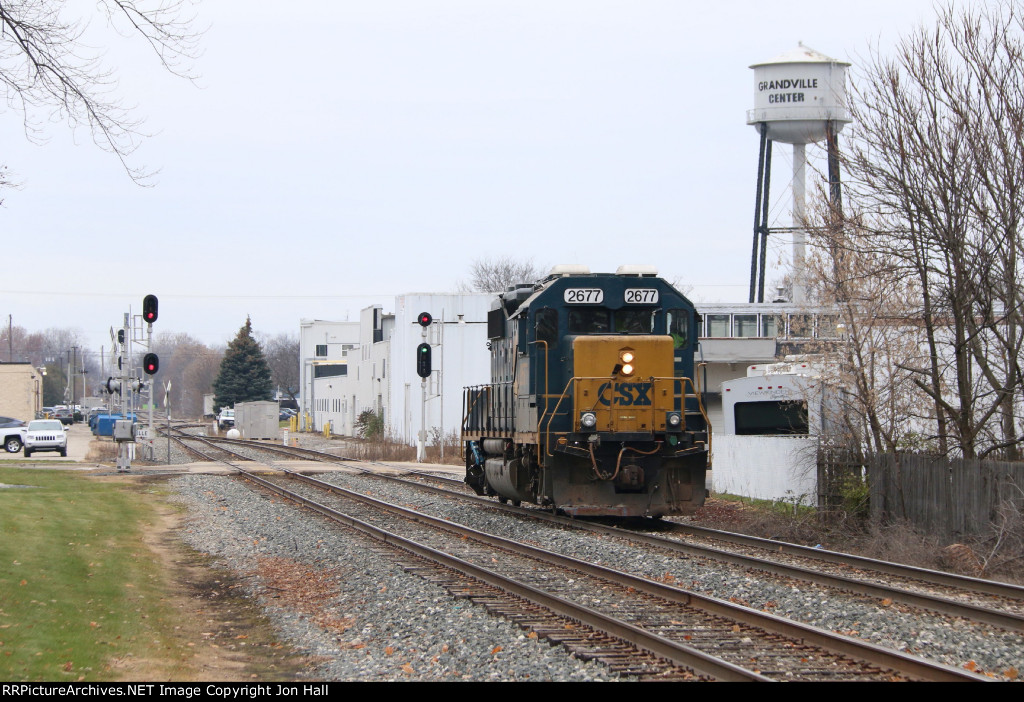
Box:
[597,382,652,406]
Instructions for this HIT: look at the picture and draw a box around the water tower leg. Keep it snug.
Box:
[792,142,807,304]
[757,139,773,303]
[750,126,769,303]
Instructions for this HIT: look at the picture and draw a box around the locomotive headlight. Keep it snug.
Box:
[666,411,682,431]
[580,411,598,430]
[619,350,635,376]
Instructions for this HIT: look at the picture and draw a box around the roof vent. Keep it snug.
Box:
[616,264,658,277]
[548,264,591,276]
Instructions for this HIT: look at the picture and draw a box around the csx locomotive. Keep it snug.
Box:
[462,265,710,517]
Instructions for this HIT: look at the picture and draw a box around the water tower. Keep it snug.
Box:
[747,43,851,303]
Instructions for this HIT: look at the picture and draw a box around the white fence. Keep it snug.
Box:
[711,435,818,504]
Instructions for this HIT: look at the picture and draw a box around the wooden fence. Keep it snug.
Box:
[855,453,1024,538]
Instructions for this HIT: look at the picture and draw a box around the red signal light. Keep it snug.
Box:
[143,352,159,375]
[418,312,432,327]
[143,294,158,323]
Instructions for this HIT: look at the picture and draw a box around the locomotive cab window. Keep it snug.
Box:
[535,308,558,345]
[666,309,689,349]
[614,309,656,333]
[568,308,610,334]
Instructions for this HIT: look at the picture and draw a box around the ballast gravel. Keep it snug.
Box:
[164,431,1023,681]
[171,473,619,682]
[307,470,1024,680]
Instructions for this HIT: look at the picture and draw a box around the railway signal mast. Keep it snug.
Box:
[416,312,433,462]
[107,295,160,472]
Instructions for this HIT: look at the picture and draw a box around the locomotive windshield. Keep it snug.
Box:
[568,308,611,334]
[615,309,657,333]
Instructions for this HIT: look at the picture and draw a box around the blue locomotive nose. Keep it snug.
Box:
[461,267,709,517]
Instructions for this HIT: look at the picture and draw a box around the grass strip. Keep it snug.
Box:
[0,468,183,681]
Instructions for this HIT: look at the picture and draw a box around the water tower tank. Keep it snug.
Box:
[747,43,851,144]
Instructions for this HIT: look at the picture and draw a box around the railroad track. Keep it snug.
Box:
[249,468,985,681]
[155,429,1019,683]
[164,428,1024,631]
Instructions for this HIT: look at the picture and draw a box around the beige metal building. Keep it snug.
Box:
[0,362,42,421]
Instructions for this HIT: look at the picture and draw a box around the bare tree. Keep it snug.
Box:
[152,332,222,417]
[0,1,202,183]
[805,213,942,455]
[459,256,545,293]
[259,332,300,402]
[812,1,1024,459]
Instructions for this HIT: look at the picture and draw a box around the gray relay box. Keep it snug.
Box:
[113,419,135,442]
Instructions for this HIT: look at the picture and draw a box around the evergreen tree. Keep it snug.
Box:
[212,317,273,411]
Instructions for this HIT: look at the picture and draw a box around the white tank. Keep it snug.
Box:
[747,43,851,144]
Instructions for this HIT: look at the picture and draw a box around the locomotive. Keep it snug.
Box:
[462,265,710,517]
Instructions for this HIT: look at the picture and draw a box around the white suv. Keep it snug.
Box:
[217,408,235,429]
[24,419,68,458]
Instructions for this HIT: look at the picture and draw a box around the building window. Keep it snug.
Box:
[734,400,809,435]
[761,314,783,338]
[788,314,813,338]
[733,314,758,338]
[817,314,839,338]
[706,314,730,337]
[315,344,328,357]
[313,364,347,378]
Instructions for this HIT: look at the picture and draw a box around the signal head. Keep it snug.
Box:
[416,343,432,378]
[143,352,159,375]
[417,312,433,327]
[143,294,158,323]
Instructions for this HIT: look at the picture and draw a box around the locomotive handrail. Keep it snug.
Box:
[541,377,579,457]
[461,385,488,432]
[463,382,515,435]
[531,339,551,466]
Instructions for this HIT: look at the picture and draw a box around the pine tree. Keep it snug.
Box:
[212,317,274,411]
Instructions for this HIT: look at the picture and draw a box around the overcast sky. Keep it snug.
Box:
[1,0,941,357]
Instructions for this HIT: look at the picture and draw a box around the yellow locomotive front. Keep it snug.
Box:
[572,336,677,434]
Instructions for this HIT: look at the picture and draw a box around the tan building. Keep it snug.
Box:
[0,362,42,421]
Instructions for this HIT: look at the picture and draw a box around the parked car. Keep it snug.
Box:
[0,416,27,453]
[23,419,68,458]
[217,408,235,429]
[53,408,75,426]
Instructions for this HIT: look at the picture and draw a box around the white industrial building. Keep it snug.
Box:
[298,293,492,445]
